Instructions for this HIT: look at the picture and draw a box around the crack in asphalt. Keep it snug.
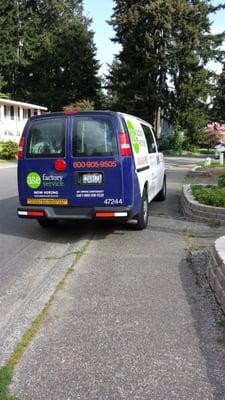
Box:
[35,250,83,261]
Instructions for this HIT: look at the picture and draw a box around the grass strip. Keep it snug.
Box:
[0,240,91,400]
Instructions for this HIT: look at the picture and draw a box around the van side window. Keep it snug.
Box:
[141,124,157,153]
[73,117,117,157]
[27,119,66,158]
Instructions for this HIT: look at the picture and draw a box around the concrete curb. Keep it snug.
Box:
[181,184,225,225]
[188,166,224,178]
[208,236,225,315]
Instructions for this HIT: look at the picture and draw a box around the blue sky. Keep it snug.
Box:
[83,0,120,75]
[83,0,225,75]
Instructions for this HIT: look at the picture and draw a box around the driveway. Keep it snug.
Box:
[6,158,225,400]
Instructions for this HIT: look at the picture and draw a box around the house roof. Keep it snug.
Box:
[0,98,47,110]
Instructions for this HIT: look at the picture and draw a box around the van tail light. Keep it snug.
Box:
[54,159,67,171]
[96,212,128,218]
[18,210,44,217]
[27,211,45,217]
[18,137,25,159]
[119,132,131,156]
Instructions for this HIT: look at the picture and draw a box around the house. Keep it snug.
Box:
[160,116,173,137]
[0,98,47,143]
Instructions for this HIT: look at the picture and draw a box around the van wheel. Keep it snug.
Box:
[136,189,149,230]
[155,175,166,201]
[37,219,58,228]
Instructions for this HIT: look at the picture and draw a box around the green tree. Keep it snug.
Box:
[212,67,225,121]
[0,0,19,95]
[108,0,225,144]
[108,0,172,123]
[0,0,101,111]
[169,0,225,144]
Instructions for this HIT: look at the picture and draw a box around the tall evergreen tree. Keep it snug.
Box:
[108,0,173,123]
[0,0,101,111]
[0,0,19,95]
[168,0,225,143]
[108,0,225,143]
[212,66,225,121]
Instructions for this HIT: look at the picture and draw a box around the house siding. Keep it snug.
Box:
[0,99,47,143]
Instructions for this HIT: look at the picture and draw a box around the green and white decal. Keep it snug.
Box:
[26,172,41,189]
[127,120,140,154]
[26,172,65,189]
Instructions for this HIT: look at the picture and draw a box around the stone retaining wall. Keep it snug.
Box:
[181,185,225,225]
[208,237,225,315]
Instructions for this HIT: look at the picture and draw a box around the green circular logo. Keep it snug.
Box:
[127,120,140,154]
[26,172,41,189]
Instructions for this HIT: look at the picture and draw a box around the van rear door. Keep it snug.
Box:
[18,116,70,207]
[69,114,125,208]
[18,113,129,211]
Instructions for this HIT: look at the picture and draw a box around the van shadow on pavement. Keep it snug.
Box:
[0,196,144,244]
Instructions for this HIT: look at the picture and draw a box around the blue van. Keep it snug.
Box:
[17,111,166,229]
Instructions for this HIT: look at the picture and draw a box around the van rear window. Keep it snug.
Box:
[27,119,65,158]
[73,117,117,157]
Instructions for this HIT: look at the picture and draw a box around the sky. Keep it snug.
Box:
[83,0,225,76]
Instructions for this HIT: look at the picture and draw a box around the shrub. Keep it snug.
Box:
[184,144,199,153]
[168,129,185,155]
[63,99,94,112]
[218,170,225,188]
[0,141,18,160]
[191,185,225,208]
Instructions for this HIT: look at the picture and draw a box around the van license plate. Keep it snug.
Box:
[78,172,103,185]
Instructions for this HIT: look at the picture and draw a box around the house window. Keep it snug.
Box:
[17,107,20,120]
[10,106,14,120]
[28,109,31,118]
[23,109,28,120]
[4,105,7,117]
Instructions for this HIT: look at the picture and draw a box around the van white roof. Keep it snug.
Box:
[118,112,153,128]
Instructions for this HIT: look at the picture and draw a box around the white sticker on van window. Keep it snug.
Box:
[76,190,104,198]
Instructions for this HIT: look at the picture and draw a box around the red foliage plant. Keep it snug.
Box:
[204,122,225,145]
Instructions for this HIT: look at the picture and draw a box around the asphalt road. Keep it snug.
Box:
[1,158,225,399]
[0,165,93,365]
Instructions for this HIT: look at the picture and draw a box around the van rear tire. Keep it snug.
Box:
[136,189,149,230]
[37,219,58,228]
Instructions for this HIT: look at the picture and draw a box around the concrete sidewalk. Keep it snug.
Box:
[10,216,225,400]
[0,161,17,169]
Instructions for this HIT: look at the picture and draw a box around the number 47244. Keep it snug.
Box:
[104,198,123,205]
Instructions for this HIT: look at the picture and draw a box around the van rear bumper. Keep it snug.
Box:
[17,206,134,221]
